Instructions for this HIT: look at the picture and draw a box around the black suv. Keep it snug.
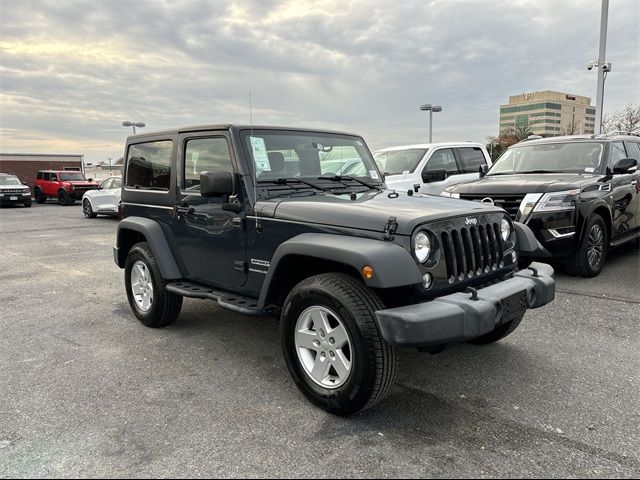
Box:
[114,125,555,415]
[442,134,640,277]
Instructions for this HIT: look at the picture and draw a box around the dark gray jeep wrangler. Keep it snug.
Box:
[114,125,555,415]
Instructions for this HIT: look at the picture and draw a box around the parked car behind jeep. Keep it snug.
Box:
[0,173,32,207]
[442,134,640,277]
[114,125,555,415]
[374,142,491,195]
[82,176,122,218]
[34,170,98,205]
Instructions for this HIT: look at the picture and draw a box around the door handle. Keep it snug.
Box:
[175,205,194,215]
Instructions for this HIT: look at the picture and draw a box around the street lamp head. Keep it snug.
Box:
[432,106,442,113]
[420,104,433,111]
[122,121,134,127]
[134,122,146,128]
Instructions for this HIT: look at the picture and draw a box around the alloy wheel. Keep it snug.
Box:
[130,260,154,312]
[294,305,353,389]
[586,224,604,270]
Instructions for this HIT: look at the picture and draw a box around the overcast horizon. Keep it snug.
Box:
[1,0,639,164]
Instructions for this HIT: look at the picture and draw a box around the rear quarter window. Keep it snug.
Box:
[125,140,173,191]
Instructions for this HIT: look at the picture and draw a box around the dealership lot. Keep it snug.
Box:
[1,204,638,478]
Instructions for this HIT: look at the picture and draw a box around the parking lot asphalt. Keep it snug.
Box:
[1,203,639,478]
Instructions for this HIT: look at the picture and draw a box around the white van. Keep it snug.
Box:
[373,142,492,195]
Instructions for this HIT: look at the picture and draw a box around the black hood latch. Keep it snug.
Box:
[383,216,398,241]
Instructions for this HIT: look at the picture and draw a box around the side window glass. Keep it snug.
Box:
[610,142,627,166]
[37,172,42,180]
[458,147,487,173]
[425,149,458,174]
[623,142,640,161]
[126,140,173,191]
[184,137,233,191]
[112,178,122,189]
[50,173,58,181]
[100,178,112,189]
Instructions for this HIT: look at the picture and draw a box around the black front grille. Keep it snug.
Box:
[460,195,524,220]
[440,222,504,283]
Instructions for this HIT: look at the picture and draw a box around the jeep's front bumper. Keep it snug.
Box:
[375,262,555,348]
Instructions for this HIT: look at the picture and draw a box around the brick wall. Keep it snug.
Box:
[0,160,83,195]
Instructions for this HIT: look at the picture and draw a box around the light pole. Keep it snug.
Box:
[420,104,442,143]
[589,0,610,134]
[122,121,146,134]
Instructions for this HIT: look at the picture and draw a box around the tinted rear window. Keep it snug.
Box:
[126,140,173,191]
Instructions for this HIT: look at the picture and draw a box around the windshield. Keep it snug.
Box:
[59,172,87,181]
[241,130,382,182]
[490,142,604,175]
[0,176,22,186]
[373,148,428,175]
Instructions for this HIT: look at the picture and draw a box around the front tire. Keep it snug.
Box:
[24,199,32,208]
[125,242,182,328]
[565,214,608,277]
[83,199,97,218]
[280,273,397,416]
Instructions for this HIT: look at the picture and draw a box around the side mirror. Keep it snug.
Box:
[200,171,234,197]
[422,169,447,183]
[479,164,489,178]
[613,157,638,174]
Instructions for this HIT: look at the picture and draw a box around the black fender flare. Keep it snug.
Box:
[514,222,551,258]
[258,233,423,305]
[578,199,613,241]
[115,217,182,279]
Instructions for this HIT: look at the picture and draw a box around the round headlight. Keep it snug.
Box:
[501,218,511,241]
[414,231,431,263]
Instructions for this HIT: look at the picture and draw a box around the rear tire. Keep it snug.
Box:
[125,242,182,328]
[58,190,73,206]
[280,273,397,416]
[468,313,525,345]
[34,188,46,204]
[565,214,608,277]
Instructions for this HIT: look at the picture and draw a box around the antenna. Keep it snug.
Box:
[249,92,258,229]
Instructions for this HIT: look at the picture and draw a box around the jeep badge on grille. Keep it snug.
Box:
[465,217,478,226]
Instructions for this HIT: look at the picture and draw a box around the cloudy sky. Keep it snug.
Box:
[1,0,638,164]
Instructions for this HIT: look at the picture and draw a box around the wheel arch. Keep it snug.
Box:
[258,233,423,307]
[579,202,612,245]
[115,217,182,279]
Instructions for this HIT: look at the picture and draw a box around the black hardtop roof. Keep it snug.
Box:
[516,133,640,147]
[126,124,362,141]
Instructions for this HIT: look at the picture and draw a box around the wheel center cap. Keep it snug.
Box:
[322,341,330,351]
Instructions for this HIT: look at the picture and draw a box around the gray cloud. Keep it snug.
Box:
[1,0,638,163]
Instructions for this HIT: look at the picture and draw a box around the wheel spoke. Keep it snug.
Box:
[295,329,318,351]
[131,281,143,295]
[332,350,351,379]
[137,263,146,279]
[310,355,330,383]
[311,309,332,334]
[329,324,349,349]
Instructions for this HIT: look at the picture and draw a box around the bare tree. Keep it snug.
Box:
[603,103,640,133]
[561,119,579,136]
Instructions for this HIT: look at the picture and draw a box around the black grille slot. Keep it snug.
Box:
[451,230,465,280]
[441,232,456,280]
[461,228,474,276]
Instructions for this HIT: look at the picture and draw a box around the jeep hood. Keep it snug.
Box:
[256,190,503,235]
[450,173,598,195]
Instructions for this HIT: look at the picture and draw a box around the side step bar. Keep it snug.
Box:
[166,281,275,316]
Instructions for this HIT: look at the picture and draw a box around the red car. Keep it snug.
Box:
[34,170,99,205]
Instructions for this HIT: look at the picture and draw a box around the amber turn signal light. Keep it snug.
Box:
[361,265,374,279]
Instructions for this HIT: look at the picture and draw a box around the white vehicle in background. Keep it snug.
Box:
[82,176,122,218]
[373,142,492,195]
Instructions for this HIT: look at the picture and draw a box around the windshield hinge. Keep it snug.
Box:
[383,216,398,241]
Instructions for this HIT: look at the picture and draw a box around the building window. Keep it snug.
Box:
[586,108,596,115]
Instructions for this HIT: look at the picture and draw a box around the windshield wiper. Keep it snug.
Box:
[318,175,379,190]
[257,177,328,191]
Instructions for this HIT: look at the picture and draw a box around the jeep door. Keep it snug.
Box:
[171,133,247,288]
